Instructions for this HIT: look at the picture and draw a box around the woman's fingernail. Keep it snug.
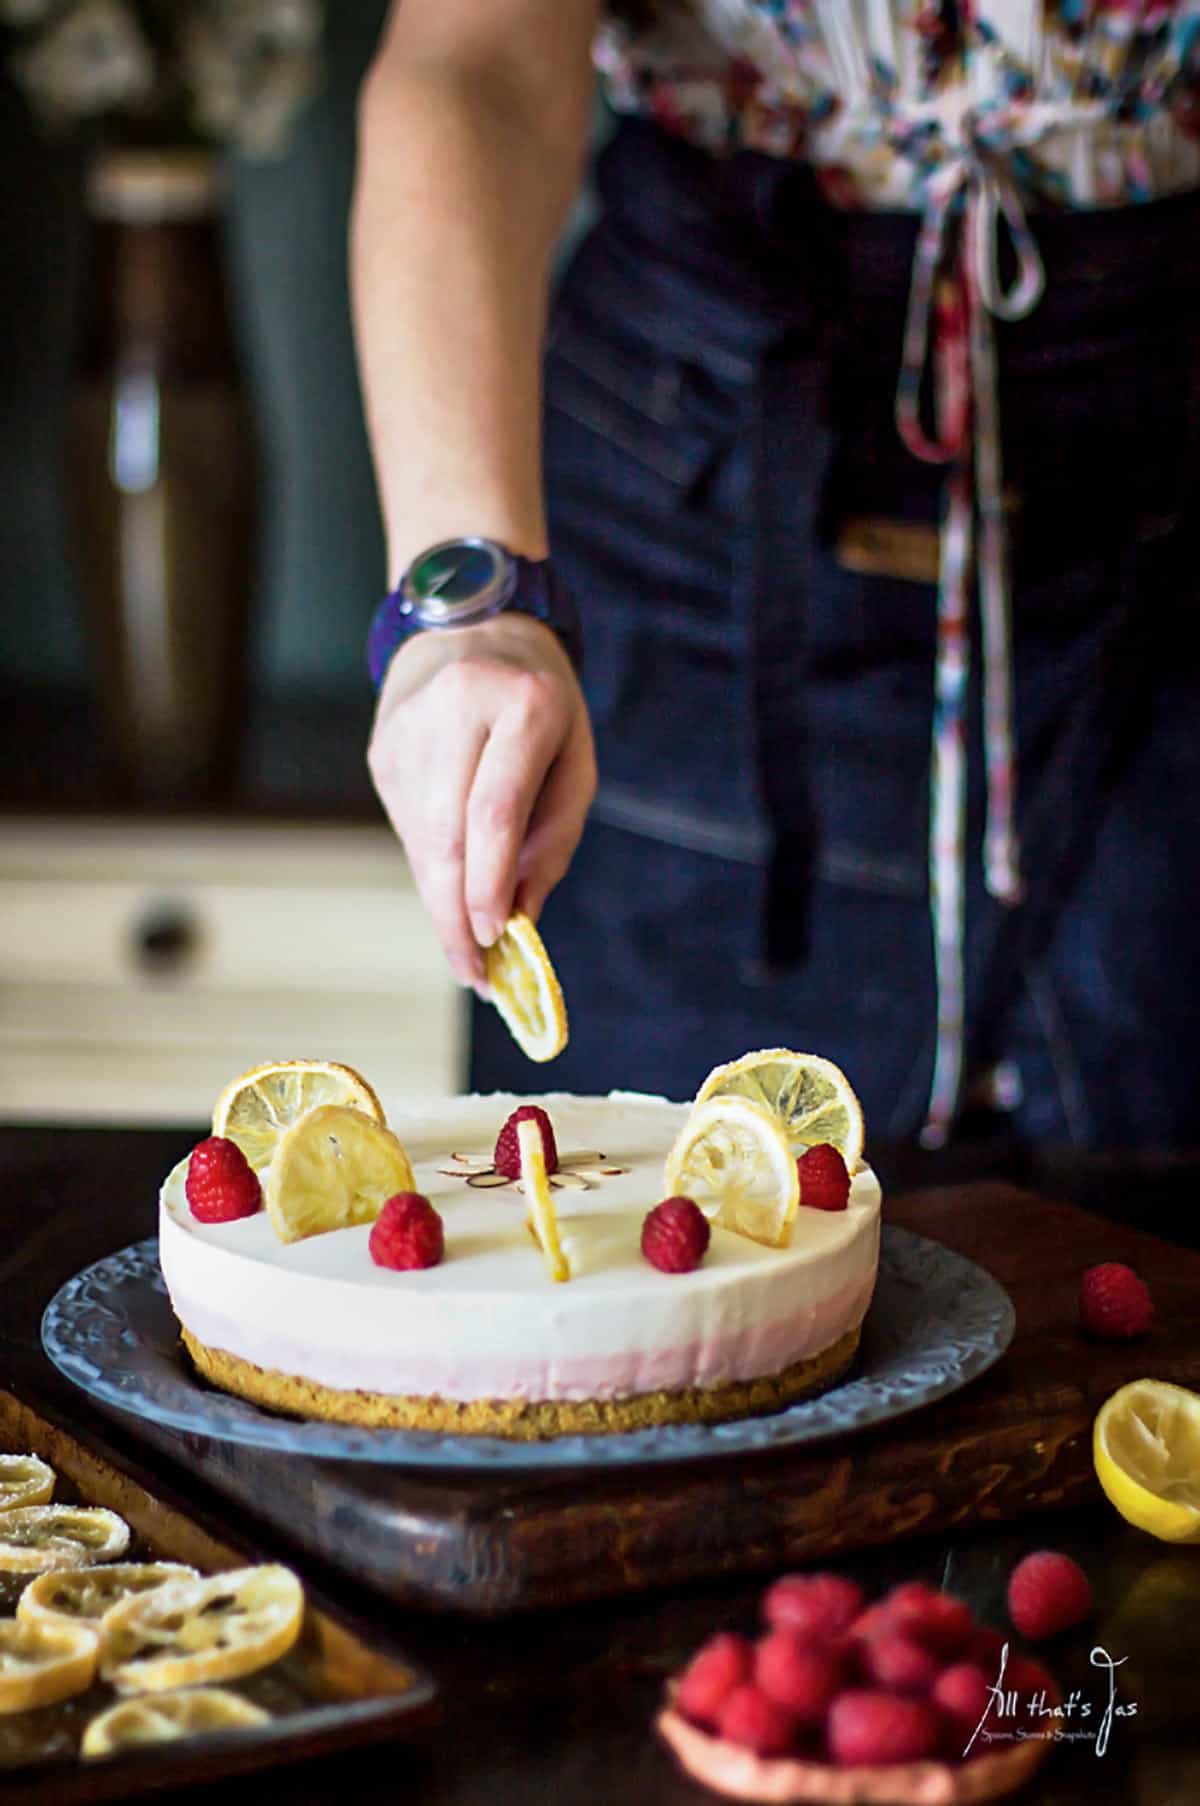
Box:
[471,916,500,948]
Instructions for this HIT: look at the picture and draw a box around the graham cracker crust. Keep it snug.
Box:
[180,1322,863,1442]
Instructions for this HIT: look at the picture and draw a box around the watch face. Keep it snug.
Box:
[407,538,511,625]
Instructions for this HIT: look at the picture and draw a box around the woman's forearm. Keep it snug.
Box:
[350,13,597,584]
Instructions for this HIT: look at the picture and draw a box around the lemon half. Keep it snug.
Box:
[1094,1379,1200,1544]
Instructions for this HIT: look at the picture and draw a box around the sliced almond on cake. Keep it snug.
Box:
[212,1059,386,1177]
[82,1687,270,1757]
[484,913,568,1063]
[664,1097,800,1248]
[265,1104,416,1244]
[518,1117,571,1282]
[100,1564,303,1693]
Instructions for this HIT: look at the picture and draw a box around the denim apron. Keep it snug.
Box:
[469,117,1200,1150]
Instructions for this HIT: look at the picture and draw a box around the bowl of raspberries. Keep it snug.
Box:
[657,1558,1090,1804]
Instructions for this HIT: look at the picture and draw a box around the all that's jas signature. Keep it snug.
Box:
[966,1644,1136,1759]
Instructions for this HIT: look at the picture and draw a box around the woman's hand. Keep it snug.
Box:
[368,614,596,989]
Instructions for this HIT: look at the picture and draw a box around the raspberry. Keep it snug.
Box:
[931,1661,994,1733]
[493,1105,558,1180]
[860,1632,941,1695]
[714,1684,796,1756]
[1079,1263,1154,1339]
[184,1137,261,1223]
[753,1631,844,1724]
[827,1689,942,1767]
[882,1583,974,1656]
[761,1572,865,1639]
[674,1632,753,1727]
[796,1143,851,1212]
[1007,1551,1092,1641]
[641,1196,711,1273]
[368,1193,444,1270]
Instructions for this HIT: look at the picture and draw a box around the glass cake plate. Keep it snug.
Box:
[41,1228,1014,1471]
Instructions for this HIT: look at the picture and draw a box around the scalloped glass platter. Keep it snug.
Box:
[41,1228,1013,1472]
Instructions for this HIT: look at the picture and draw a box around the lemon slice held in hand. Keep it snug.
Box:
[0,1619,99,1715]
[484,913,568,1063]
[694,1049,865,1173]
[100,1564,304,1693]
[265,1104,416,1244]
[664,1097,800,1248]
[212,1059,386,1177]
[0,1453,55,1513]
[82,1687,270,1757]
[1094,1379,1200,1543]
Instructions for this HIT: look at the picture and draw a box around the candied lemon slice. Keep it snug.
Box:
[100,1564,303,1693]
[694,1048,865,1173]
[82,1686,270,1756]
[264,1104,416,1244]
[484,913,568,1063]
[212,1058,385,1176]
[18,1562,197,1631]
[664,1097,800,1248]
[518,1117,570,1283]
[1094,1380,1200,1544]
[0,1619,98,1714]
[0,1454,55,1512]
[0,1506,130,1572]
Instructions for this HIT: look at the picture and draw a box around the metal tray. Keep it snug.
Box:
[0,1387,437,1802]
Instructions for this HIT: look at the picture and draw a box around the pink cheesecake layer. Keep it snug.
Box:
[169,1267,878,1402]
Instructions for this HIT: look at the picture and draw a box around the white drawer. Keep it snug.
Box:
[1,816,466,1125]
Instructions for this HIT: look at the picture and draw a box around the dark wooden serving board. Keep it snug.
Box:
[33,1185,1200,1617]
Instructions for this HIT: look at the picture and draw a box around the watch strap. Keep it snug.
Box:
[368,551,583,689]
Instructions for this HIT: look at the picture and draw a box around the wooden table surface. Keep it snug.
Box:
[2,1122,1199,1805]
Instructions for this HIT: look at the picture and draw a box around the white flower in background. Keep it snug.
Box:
[12,0,154,119]
[3,0,322,155]
[182,0,320,156]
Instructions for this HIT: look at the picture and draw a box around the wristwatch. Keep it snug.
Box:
[367,537,583,689]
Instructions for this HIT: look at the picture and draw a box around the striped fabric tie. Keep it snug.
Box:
[894,130,1046,1148]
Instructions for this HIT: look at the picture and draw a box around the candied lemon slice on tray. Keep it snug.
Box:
[0,1506,130,1573]
[694,1047,864,1173]
[18,1562,197,1631]
[212,1059,386,1176]
[1094,1379,1200,1544]
[484,913,568,1063]
[82,1686,271,1757]
[0,1454,55,1513]
[664,1097,800,1249]
[0,1619,98,1714]
[518,1117,570,1283]
[264,1104,416,1244]
[100,1564,303,1693]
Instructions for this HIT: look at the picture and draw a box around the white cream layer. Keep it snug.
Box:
[160,1092,881,1404]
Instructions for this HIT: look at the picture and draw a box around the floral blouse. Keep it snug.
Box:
[596,2,1200,207]
[594,4,1200,1144]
